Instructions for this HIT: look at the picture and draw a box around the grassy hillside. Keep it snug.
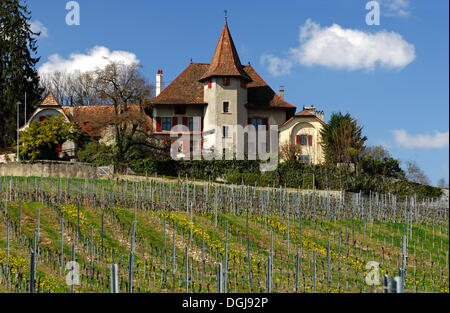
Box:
[0,176,448,293]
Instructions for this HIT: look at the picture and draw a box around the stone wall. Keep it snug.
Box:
[0,161,99,179]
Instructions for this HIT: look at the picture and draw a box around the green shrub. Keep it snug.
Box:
[77,142,114,166]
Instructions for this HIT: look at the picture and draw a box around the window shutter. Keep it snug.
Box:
[208,81,212,88]
[296,135,300,145]
[155,117,162,132]
[183,140,189,154]
[248,118,252,125]
[182,117,188,127]
[172,117,178,128]
[308,135,313,146]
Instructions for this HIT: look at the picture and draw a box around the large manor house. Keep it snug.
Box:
[22,20,327,164]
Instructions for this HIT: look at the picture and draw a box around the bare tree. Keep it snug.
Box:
[40,71,72,105]
[406,161,430,185]
[40,70,101,106]
[279,141,303,161]
[437,178,448,188]
[90,61,167,166]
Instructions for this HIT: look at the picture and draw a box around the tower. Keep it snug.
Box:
[199,20,252,155]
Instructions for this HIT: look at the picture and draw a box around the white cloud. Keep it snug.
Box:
[392,129,449,149]
[381,0,411,17]
[260,54,294,77]
[30,20,48,38]
[261,19,415,75]
[38,46,139,74]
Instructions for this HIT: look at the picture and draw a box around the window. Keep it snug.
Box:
[175,106,186,115]
[223,101,229,113]
[188,117,194,131]
[222,78,231,86]
[161,117,172,131]
[250,118,268,130]
[252,118,263,128]
[240,79,247,89]
[223,125,230,138]
[299,135,308,146]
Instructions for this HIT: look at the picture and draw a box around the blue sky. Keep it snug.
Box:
[27,0,449,185]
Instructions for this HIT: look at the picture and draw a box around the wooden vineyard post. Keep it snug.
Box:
[246,206,252,292]
[110,264,119,293]
[60,216,64,276]
[19,198,22,237]
[90,226,94,289]
[202,228,205,284]
[128,220,137,293]
[224,221,228,293]
[172,232,176,292]
[71,243,75,293]
[267,255,272,293]
[29,232,36,293]
[217,263,223,293]
[295,251,299,293]
[185,245,189,293]
[313,249,317,293]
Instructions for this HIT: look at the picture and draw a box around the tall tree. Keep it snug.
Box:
[0,0,43,148]
[90,61,168,167]
[320,112,367,169]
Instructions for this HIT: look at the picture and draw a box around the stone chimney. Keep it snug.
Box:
[156,69,164,96]
[279,86,285,100]
[303,105,316,114]
[303,105,325,121]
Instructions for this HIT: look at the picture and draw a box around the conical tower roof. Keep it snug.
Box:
[199,21,252,82]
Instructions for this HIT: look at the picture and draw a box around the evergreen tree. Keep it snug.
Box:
[0,0,43,148]
[320,112,367,169]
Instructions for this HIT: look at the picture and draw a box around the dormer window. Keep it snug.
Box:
[222,78,231,86]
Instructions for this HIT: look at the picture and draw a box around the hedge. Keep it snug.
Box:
[127,158,442,200]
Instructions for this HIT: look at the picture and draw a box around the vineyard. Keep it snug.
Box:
[0,175,448,293]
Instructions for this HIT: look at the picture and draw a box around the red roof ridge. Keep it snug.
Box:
[149,62,195,103]
[199,21,251,82]
[279,111,327,128]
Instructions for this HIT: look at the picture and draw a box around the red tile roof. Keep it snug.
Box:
[199,21,251,82]
[38,93,60,107]
[244,65,296,110]
[147,20,296,113]
[147,63,209,106]
[62,105,153,137]
[279,110,327,128]
[147,63,296,110]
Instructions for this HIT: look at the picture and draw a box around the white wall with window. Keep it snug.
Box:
[278,117,325,164]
